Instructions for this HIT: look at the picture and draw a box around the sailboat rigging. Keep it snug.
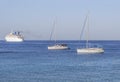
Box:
[77,14,104,54]
[48,18,69,50]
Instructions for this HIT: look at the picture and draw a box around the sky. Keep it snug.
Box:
[0,0,120,40]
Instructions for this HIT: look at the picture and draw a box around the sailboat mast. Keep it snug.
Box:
[50,20,55,41]
[86,14,89,48]
[54,18,57,44]
[49,17,57,45]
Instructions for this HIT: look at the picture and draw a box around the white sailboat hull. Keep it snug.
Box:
[48,45,69,50]
[77,48,104,54]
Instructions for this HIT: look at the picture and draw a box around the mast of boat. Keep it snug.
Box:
[86,13,89,49]
[54,19,57,44]
[79,14,89,48]
[49,17,57,44]
[79,16,87,41]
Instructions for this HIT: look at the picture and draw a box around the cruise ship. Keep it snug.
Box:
[5,31,24,42]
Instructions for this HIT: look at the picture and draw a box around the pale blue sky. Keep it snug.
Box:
[0,0,120,40]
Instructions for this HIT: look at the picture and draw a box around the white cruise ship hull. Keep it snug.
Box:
[5,38,23,42]
[77,48,104,54]
[5,32,24,42]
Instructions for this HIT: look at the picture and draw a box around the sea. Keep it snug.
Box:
[0,40,120,82]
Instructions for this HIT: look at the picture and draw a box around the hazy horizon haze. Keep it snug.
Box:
[0,0,120,40]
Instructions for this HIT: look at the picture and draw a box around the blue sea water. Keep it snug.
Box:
[0,40,120,82]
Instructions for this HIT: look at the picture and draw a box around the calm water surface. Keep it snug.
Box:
[0,40,120,82]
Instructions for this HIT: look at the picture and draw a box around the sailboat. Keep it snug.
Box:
[48,19,69,50]
[77,14,104,54]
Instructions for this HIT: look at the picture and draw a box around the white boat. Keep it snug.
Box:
[77,14,104,54]
[5,31,24,42]
[77,48,104,54]
[48,44,69,50]
[48,18,69,50]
